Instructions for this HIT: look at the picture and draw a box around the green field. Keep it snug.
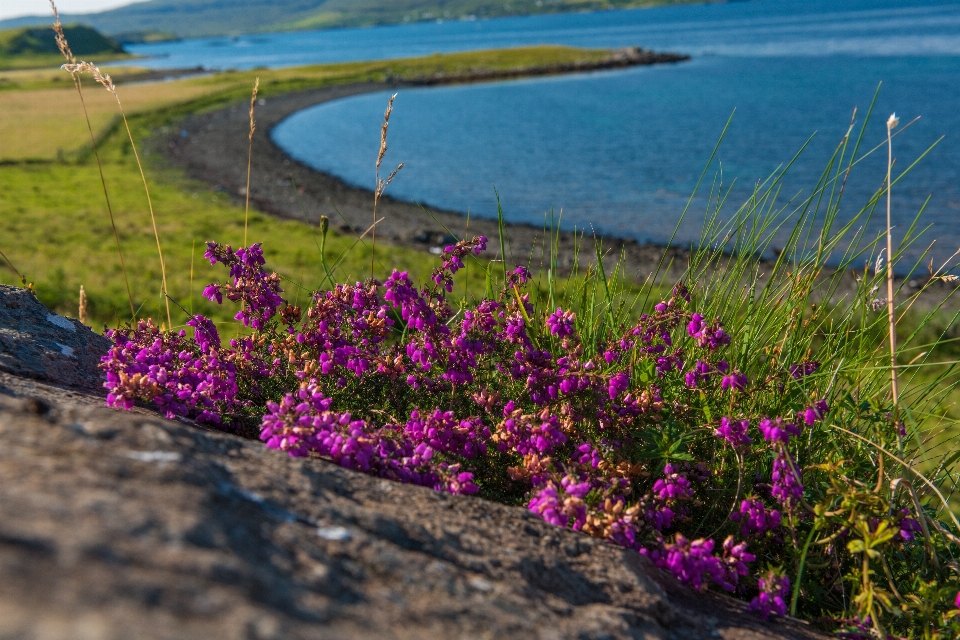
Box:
[0,45,615,328]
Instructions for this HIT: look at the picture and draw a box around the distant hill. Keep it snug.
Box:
[0,0,709,40]
[0,24,126,69]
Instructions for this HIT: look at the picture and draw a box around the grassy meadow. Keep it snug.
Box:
[0,45,619,327]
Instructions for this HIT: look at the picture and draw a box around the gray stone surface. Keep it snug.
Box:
[0,286,829,640]
[0,284,109,393]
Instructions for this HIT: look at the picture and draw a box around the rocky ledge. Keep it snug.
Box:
[0,286,827,640]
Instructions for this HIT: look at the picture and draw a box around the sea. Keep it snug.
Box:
[130,0,960,269]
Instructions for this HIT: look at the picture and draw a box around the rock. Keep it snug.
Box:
[0,284,110,394]
[0,287,828,639]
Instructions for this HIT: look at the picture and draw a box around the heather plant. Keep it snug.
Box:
[82,51,960,638]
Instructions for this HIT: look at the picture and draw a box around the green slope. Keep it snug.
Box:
[0,0,713,40]
[0,24,126,70]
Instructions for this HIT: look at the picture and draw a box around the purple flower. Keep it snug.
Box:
[608,372,629,400]
[749,570,790,618]
[895,510,922,542]
[730,497,781,537]
[688,314,731,351]
[203,242,284,329]
[799,399,829,426]
[653,464,694,501]
[684,360,711,389]
[507,265,530,287]
[720,370,747,392]
[100,319,237,423]
[642,533,751,592]
[771,450,803,506]
[758,417,801,444]
[789,361,820,379]
[430,236,488,292]
[528,476,591,530]
[546,308,576,338]
[715,417,752,448]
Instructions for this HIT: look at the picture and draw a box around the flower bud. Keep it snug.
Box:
[887,113,899,130]
[319,215,329,235]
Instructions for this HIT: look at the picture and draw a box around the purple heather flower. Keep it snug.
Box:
[577,443,602,469]
[895,510,922,542]
[684,360,711,389]
[653,464,694,501]
[771,450,803,505]
[546,308,576,338]
[688,314,731,351]
[730,497,781,537]
[608,372,629,400]
[202,242,284,329]
[528,476,590,530]
[758,417,801,444]
[642,533,750,592]
[789,361,820,379]
[715,417,752,449]
[749,571,790,618]
[799,399,829,426]
[720,370,747,392]
[507,265,530,287]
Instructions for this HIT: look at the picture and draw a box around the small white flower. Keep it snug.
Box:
[887,113,900,130]
[875,250,885,276]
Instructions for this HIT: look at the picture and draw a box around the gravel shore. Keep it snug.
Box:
[158,76,693,285]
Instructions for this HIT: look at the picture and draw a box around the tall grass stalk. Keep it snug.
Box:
[372,93,403,278]
[244,78,259,247]
[60,58,173,328]
[886,113,901,439]
[50,1,136,320]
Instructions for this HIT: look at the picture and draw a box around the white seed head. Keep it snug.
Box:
[887,113,899,130]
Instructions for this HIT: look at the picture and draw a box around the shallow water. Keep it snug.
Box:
[136,0,960,268]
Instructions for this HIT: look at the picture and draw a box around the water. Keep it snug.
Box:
[137,0,960,267]
[128,0,960,70]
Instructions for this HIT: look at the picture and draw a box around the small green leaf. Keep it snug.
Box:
[847,539,866,554]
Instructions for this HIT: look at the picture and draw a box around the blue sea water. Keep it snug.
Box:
[136,0,960,267]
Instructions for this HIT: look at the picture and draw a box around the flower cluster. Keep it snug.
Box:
[101,317,237,423]
[99,240,954,637]
[749,570,790,618]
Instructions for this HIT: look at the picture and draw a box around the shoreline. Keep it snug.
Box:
[159,59,696,286]
[156,65,957,309]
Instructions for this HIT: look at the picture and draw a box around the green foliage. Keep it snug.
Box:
[0,24,127,70]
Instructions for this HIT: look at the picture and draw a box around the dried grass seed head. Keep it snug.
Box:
[49,1,75,64]
[377,93,397,171]
[248,78,260,140]
[62,61,116,95]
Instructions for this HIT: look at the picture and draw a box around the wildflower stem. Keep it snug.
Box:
[789,524,816,617]
[50,1,135,320]
[118,103,171,328]
[885,114,899,436]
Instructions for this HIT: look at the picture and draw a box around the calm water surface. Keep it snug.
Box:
[141,0,960,267]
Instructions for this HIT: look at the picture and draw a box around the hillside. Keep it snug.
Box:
[0,0,710,40]
[0,24,125,70]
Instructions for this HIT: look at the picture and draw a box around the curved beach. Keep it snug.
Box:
[157,63,955,308]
